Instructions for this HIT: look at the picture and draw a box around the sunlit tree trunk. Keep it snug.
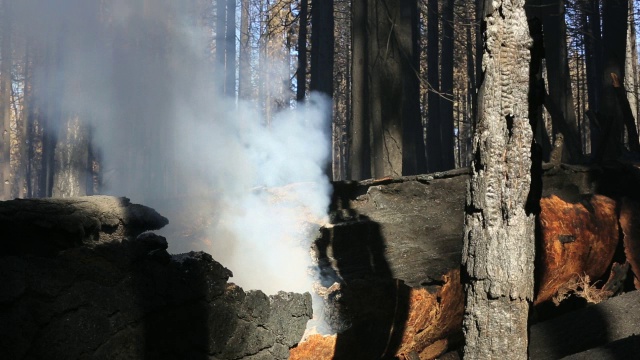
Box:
[225,0,236,97]
[238,0,251,99]
[52,114,89,197]
[216,0,228,93]
[465,2,477,167]
[462,0,535,358]
[624,0,639,136]
[0,0,11,200]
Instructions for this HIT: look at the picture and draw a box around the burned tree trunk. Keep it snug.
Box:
[462,0,535,358]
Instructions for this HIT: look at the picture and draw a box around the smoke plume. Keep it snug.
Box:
[14,1,332,294]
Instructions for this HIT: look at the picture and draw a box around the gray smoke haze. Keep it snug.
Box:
[14,1,332,294]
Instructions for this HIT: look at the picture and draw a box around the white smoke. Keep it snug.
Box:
[174,93,332,294]
[13,1,333,294]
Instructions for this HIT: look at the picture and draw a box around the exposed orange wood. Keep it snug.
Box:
[290,270,463,360]
[535,195,619,305]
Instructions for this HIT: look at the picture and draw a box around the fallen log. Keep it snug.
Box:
[529,290,640,359]
[0,198,311,360]
[0,196,169,256]
[309,163,640,357]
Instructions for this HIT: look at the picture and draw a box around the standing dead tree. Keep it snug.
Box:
[462,0,536,358]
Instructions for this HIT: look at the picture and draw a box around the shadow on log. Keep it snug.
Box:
[294,163,640,358]
[0,196,312,360]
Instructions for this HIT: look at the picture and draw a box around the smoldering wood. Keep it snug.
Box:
[291,270,464,359]
[311,162,640,357]
[536,194,619,305]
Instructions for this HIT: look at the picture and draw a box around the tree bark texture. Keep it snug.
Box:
[462,1,535,358]
[52,114,89,197]
[625,0,638,123]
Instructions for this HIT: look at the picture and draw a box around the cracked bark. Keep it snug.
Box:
[462,1,535,359]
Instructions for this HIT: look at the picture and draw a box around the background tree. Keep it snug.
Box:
[348,0,423,179]
[425,0,442,173]
[0,0,11,200]
[348,0,370,180]
[597,0,637,160]
[438,0,456,171]
[296,0,308,102]
[540,0,583,162]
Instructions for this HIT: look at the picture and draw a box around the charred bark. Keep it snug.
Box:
[462,1,535,358]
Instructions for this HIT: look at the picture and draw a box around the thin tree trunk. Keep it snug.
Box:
[216,0,227,93]
[52,114,89,197]
[624,0,638,136]
[225,0,236,97]
[21,42,31,198]
[440,0,455,170]
[527,14,552,160]
[238,0,251,99]
[297,0,308,102]
[0,0,11,200]
[582,0,603,155]
[349,0,370,180]
[597,0,629,161]
[310,0,334,180]
[39,43,61,198]
[425,0,441,172]
[463,0,535,358]
[400,0,426,175]
[310,0,334,97]
[540,0,582,162]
